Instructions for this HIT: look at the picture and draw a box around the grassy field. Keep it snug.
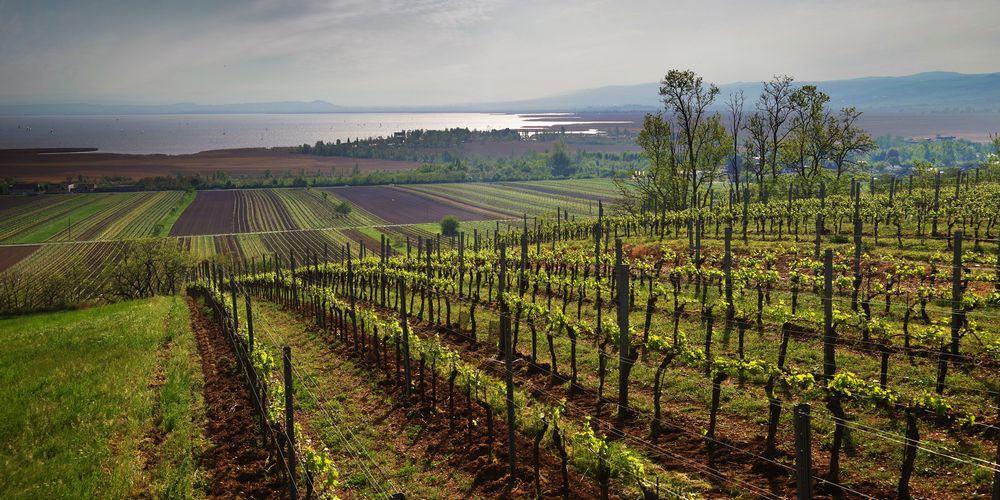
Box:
[154,191,196,237]
[0,297,206,498]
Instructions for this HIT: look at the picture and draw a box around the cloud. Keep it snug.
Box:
[0,0,997,105]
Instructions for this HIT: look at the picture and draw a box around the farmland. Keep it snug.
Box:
[0,191,190,243]
[0,181,614,276]
[0,148,420,183]
[217,176,1000,498]
[326,185,508,224]
[3,174,1000,497]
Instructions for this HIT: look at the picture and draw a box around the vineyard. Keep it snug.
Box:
[3,174,1000,497]
[173,171,1000,498]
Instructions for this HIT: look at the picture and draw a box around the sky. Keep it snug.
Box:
[1,0,998,106]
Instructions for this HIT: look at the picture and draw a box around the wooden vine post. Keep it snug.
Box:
[283,346,298,499]
[595,201,604,345]
[938,230,963,394]
[794,403,812,500]
[815,182,825,258]
[229,275,239,333]
[851,180,863,311]
[823,249,836,380]
[398,277,412,396]
[724,226,734,332]
[615,239,633,429]
[499,244,517,485]
[426,239,433,326]
[245,293,254,354]
[932,170,941,237]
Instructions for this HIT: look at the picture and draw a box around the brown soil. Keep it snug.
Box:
[170,191,236,236]
[0,148,419,183]
[326,185,507,224]
[0,195,42,211]
[0,244,39,271]
[186,297,287,499]
[266,300,607,499]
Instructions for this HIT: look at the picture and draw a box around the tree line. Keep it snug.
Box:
[618,70,888,214]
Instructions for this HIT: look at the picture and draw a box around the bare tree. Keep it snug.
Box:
[743,112,769,197]
[758,75,797,192]
[726,90,745,198]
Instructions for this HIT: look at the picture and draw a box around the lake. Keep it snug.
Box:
[0,112,611,155]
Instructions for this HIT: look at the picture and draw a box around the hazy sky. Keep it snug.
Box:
[1,0,998,106]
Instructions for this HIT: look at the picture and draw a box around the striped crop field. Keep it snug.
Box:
[0,193,132,243]
[273,188,386,228]
[405,182,603,218]
[514,178,619,201]
[0,192,194,244]
[234,190,296,233]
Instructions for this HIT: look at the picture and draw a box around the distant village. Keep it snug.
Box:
[3,181,144,195]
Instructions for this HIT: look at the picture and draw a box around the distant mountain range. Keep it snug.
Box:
[481,71,1000,113]
[2,72,999,115]
[0,100,346,115]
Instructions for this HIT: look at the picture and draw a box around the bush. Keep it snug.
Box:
[440,215,459,236]
[334,201,352,217]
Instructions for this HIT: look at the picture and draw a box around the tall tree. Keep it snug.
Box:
[787,85,838,193]
[614,113,684,216]
[726,90,745,198]
[659,69,723,208]
[758,75,797,192]
[830,107,876,179]
[743,112,769,197]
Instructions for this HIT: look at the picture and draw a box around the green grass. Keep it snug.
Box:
[156,191,197,237]
[0,296,206,498]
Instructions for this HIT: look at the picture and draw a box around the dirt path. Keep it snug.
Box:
[186,297,286,499]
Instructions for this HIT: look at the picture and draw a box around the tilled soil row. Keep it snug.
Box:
[342,291,898,499]
[262,298,608,499]
[186,297,287,499]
